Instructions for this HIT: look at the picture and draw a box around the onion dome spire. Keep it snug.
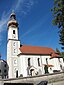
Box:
[7,11,18,27]
[10,10,16,20]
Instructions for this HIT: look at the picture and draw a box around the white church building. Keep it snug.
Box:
[7,12,64,78]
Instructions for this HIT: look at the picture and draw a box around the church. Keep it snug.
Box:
[7,12,64,78]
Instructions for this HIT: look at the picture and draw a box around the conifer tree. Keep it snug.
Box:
[56,48,64,58]
[51,0,64,49]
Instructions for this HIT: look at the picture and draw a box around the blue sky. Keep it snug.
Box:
[0,0,62,60]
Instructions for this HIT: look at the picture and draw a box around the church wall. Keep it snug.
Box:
[7,38,20,78]
[50,58,63,71]
[8,26,18,40]
[18,55,54,77]
[7,58,13,78]
[18,55,64,77]
[41,55,52,73]
[7,41,12,58]
[18,55,27,77]
[7,13,64,78]
[60,58,64,67]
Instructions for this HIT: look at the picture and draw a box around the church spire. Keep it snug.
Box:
[7,11,18,27]
[10,11,16,20]
[7,12,20,78]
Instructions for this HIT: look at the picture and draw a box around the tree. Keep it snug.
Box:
[59,28,64,49]
[51,0,64,49]
[56,48,61,55]
[56,48,64,58]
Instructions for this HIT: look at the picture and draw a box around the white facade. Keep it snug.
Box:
[18,54,64,77]
[7,12,20,78]
[8,26,18,40]
[7,12,64,78]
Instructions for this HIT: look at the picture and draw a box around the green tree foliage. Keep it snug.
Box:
[56,48,61,54]
[56,48,64,58]
[51,0,64,49]
[59,28,64,49]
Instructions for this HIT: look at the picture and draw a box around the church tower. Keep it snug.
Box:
[7,12,20,78]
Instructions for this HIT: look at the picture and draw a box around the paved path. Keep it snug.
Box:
[48,80,64,85]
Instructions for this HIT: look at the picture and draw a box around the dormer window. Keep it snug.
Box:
[13,30,15,34]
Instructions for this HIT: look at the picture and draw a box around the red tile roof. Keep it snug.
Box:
[19,45,59,58]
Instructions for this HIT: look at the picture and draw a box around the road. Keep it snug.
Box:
[48,80,64,85]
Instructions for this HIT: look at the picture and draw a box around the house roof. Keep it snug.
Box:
[0,59,7,63]
[19,45,60,58]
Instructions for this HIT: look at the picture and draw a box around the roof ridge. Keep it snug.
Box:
[22,44,52,49]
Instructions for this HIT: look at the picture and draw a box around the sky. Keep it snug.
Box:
[0,0,63,60]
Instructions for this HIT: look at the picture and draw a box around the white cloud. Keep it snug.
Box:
[0,28,3,45]
[0,0,38,31]
[0,0,38,45]
[0,11,10,45]
[0,10,10,31]
[15,0,25,10]
[14,0,38,15]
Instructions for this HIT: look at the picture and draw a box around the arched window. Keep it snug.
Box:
[38,58,40,66]
[16,70,18,78]
[28,58,30,66]
[13,30,15,34]
[46,58,48,64]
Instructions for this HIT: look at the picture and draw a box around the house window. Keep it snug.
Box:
[4,69,6,73]
[4,64,7,67]
[28,58,30,66]
[0,69,1,73]
[13,30,15,34]
[38,58,40,66]
[46,58,48,64]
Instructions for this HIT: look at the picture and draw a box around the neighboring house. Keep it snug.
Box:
[0,59,8,79]
[17,45,64,77]
[7,12,64,78]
